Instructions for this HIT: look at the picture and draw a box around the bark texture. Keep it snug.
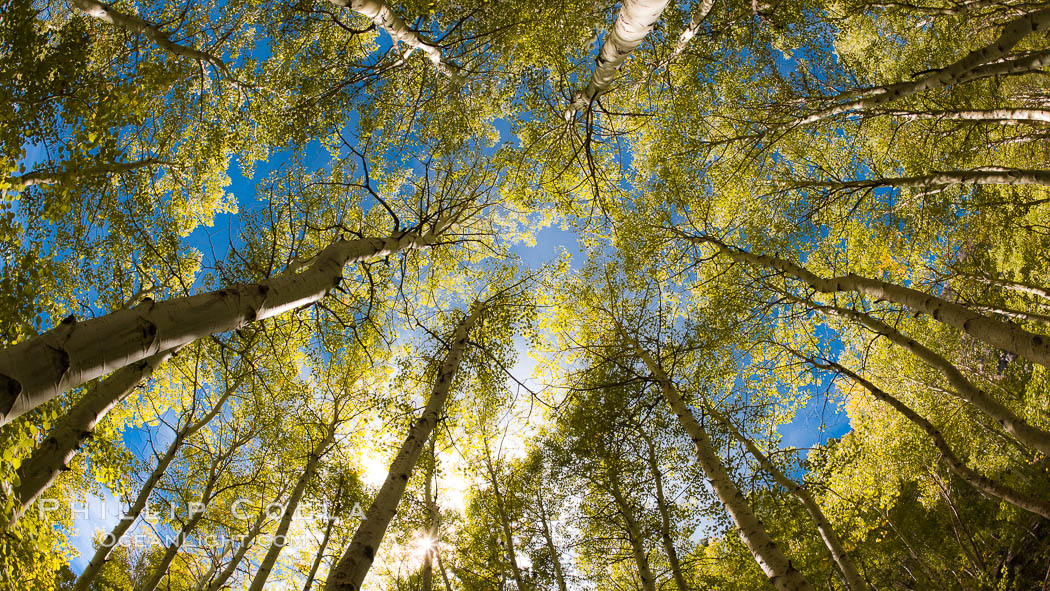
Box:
[566,0,672,119]
[73,379,240,591]
[328,0,463,81]
[805,355,1050,520]
[71,0,226,70]
[323,305,481,591]
[5,350,172,532]
[7,158,159,191]
[704,405,868,591]
[0,223,451,426]
[689,235,1050,368]
[626,335,816,591]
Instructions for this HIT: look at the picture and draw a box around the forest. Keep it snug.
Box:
[2,0,1050,588]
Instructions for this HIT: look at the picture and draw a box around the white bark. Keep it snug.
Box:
[483,445,527,591]
[810,300,1050,455]
[70,0,227,71]
[703,405,868,591]
[0,222,453,426]
[302,514,337,591]
[5,158,159,192]
[323,306,481,591]
[634,424,689,591]
[608,478,658,591]
[689,235,1050,368]
[73,379,240,591]
[660,0,716,69]
[536,491,568,591]
[203,507,273,591]
[798,168,1050,190]
[804,355,1050,520]
[881,108,1050,124]
[791,7,1050,127]
[4,350,172,532]
[565,0,672,120]
[960,272,1050,301]
[625,335,816,591]
[248,425,338,591]
[327,0,463,81]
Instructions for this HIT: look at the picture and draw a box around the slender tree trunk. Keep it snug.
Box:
[0,221,453,425]
[702,404,868,591]
[565,0,672,119]
[687,234,1050,367]
[6,158,160,192]
[3,350,173,532]
[324,305,482,591]
[970,304,1050,325]
[71,0,226,70]
[436,552,455,591]
[327,0,462,81]
[878,108,1050,124]
[302,514,337,591]
[634,424,690,591]
[958,272,1050,301]
[535,491,569,591]
[798,354,1050,520]
[607,477,658,591]
[790,7,1050,126]
[625,335,816,591]
[667,0,715,63]
[203,507,273,591]
[484,445,527,591]
[806,299,1050,455]
[138,455,229,591]
[421,438,437,591]
[247,425,338,591]
[73,380,239,591]
[797,168,1050,190]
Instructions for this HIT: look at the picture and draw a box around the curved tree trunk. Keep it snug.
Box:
[73,379,240,591]
[703,404,868,591]
[798,354,1050,520]
[608,478,658,591]
[71,0,227,71]
[790,7,1050,127]
[565,0,672,119]
[247,424,338,591]
[634,424,690,591]
[0,221,453,426]
[625,334,816,591]
[328,0,463,81]
[807,300,1050,455]
[6,158,160,192]
[4,350,173,532]
[687,234,1050,367]
[323,305,482,591]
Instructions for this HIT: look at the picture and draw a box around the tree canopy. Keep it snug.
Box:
[2,0,1050,589]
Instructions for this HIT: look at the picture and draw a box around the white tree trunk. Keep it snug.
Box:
[808,299,1050,454]
[704,405,868,591]
[565,0,672,119]
[626,336,816,591]
[799,168,1050,190]
[608,478,658,591]
[536,491,569,591]
[483,446,527,591]
[70,0,227,71]
[5,158,159,193]
[328,0,463,81]
[4,350,172,532]
[323,305,481,591]
[203,507,273,591]
[689,235,1050,367]
[0,223,452,426]
[881,108,1050,124]
[72,379,239,591]
[635,424,690,591]
[248,425,338,591]
[792,7,1050,126]
[804,355,1050,520]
